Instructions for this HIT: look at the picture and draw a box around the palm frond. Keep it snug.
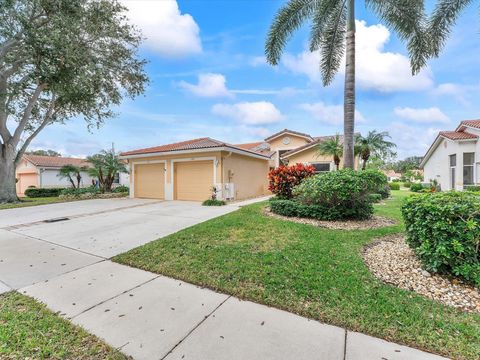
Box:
[265,0,318,65]
[318,0,347,85]
[427,0,473,58]
[309,0,341,52]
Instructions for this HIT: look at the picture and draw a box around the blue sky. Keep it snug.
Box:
[29,0,480,160]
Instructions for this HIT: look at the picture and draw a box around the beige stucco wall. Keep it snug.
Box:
[221,152,269,200]
[268,134,310,151]
[286,146,360,170]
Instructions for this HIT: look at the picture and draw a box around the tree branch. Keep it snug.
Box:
[11,83,47,146]
[15,95,56,165]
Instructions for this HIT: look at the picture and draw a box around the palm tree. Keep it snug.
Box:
[87,149,127,193]
[265,0,427,168]
[58,164,86,188]
[355,131,396,170]
[317,134,343,170]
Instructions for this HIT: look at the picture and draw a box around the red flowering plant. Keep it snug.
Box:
[268,163,316,199]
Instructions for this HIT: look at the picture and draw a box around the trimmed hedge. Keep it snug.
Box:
[410,183,423,192]
[60,186,100,197]
[362,169,390,199]
[24,187,63,198]
[402,192,480,286]
[290,169,374,220]
[368,193,383,203]
[464,185,480,192]
[202,199,226,206]
[388,182,400,190]
[113,185,129,193]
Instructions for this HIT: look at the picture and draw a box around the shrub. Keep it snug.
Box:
[60,186,100,197]
[388,182,400,190]
[268,163,315,199]
[113,185,129,193]
[410,183,423,192]
[368,193,383,203]
[24,187,63,198]
[360,169,388,193]
[464,185,480,192]
[402,192,480,286]
[202,199,226,206]
[403,182,412,188]
[292,169,374,220]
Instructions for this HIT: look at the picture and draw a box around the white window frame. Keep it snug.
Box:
[463,152,475,186]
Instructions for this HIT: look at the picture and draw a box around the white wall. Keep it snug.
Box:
[39,169,94,188]
[423,137,477,190]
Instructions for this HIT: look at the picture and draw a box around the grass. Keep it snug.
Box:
[0,292,127,359]
[113,190,480,359]
[0,196,70,210]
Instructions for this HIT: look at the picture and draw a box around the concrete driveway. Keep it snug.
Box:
[0,197,447,360]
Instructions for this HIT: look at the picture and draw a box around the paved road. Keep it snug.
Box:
[0,198,447,360]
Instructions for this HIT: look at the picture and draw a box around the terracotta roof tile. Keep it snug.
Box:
[23,155,90,168]
[234,142,264,150]
[440,131,478,140]
[120,137,270,158]
[458,120,480,129]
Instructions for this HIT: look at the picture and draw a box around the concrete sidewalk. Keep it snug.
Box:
[1,198,448,359]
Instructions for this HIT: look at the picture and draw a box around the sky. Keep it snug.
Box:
[27,0,480,160]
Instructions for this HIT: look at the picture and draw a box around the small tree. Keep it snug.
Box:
[58,164,86,188]
[317,135,343,170]
[355,131,396,170]
[27,149,61,157]
[87,149,127,193]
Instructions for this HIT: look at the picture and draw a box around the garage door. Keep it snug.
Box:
[174,160,213,201]
[134,163,165,199]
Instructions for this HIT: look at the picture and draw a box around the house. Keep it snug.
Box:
[16,155,94,196]
[119,129,357,201]
[421,120,480,190]
[382,170,402,182]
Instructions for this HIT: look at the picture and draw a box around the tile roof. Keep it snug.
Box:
[23,155,90,168]
[458,120,480,130]
[281,135,344,158]
[264,129,314,142]
[120,137,270,158]
[439,131,478,140]
[234,142,264,150]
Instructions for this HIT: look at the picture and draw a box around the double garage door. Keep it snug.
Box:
[134,160,213,201]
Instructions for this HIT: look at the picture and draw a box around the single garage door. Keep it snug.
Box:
[174,160,213,201]
[134,163,165,199]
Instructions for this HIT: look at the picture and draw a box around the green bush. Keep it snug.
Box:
[403,182,412,188]
[402,192,480,286]
[388,182,400,190]
[410,183,423,192]
[202,199,226,206]
[368,193,383,203]
[291,169,374,220]
[359,170,390,199]
[113,185,129,193]
[464,185,480,192]
[24,187,63,198]
[60,186,100,197]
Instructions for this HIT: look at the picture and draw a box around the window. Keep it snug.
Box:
[310,162,330,173]
[113,172,120,184]
[278,150,291,166]
[463,152,475,185]
[449,154,456,189]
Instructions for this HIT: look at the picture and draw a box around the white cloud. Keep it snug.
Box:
[394,107,450,124]
[122,0,201,57]
[300,102,366,125]
[432,82,480,106]
[178,73,233,98]
[389,122,441,158]
[212,101,284,125]
[283,20,433,92]
[249,56,268,67]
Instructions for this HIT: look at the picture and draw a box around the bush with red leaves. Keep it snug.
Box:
[268,163,315,199]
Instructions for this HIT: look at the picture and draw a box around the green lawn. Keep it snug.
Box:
[0,292,127,359]
[114,190,480,359]
[0,196,70,210]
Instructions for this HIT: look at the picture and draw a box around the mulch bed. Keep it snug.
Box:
[363,234,480,313]
[263,207,396,230]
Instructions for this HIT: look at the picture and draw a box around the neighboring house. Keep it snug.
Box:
[16,155,93,196]
[382,170,402,182]
[119,129,357,201]
[421,120,480,190]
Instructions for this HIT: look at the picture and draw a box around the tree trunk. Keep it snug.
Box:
[343,0,356,169]
[0,144,19,203]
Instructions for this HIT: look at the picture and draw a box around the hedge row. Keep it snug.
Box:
[402,192,480,287]
[24,187,63,198]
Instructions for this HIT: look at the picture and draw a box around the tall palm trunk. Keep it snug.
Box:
[343,0,355,169]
